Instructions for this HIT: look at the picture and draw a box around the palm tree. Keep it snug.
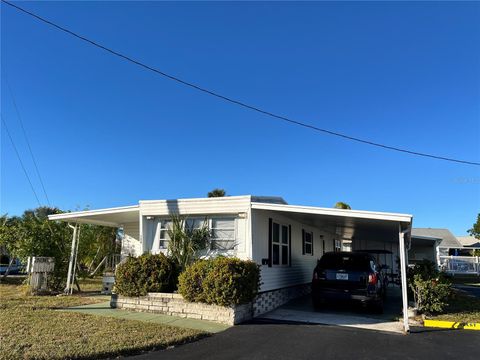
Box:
[334,202,351,210]
[207,188,226,197]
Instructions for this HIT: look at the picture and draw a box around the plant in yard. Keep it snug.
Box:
[178,257,261,307]
[407,259,452,314]
[167,215,210,270]
[410,274,452,314]
[114,253,178,297]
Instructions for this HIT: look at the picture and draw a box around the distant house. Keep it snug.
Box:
[411,228,480,275]
[456,235,480,248]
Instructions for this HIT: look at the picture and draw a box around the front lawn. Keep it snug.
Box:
[0,280,205,360]
[427,288,480,324]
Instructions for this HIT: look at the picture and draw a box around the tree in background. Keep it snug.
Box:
[207,188,226,197]
[334,202,351,210]
[468,213,480,239]
[0,207,117,290]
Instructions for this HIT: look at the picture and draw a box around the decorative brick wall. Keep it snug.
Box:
[110,293,252,325]
[253,283,311,317]
[110,283,311,325]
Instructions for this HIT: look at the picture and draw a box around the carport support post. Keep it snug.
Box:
[65,223,78,294]
[399,226,410,333]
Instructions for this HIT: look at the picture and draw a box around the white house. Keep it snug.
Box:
[49,195,413,331]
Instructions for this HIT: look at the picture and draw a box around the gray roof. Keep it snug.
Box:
[456,236,480,248]
[412,228,462,248]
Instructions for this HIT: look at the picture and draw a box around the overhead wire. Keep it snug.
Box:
[2,0,479,166]
[6,79,51,205]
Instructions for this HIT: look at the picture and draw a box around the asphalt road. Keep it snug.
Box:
[126,320,479,360]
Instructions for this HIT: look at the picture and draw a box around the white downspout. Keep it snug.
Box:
[399,224,410,333]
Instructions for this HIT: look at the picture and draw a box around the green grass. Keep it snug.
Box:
[0,282,206,360]
[428,289,480,324]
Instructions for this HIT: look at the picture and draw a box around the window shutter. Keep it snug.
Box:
[289,225,292,267]
[302,229,305,255]
[268,218,272,267]
[311,234,314,256]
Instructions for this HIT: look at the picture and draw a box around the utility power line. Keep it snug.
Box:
[1,114,42,207]
[6,79,51,206]
[3,0,479,167]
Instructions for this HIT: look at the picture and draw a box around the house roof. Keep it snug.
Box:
[411,228,462,248]
[456,235,480,248]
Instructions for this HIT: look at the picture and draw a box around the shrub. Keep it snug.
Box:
[114,253,178,297]
[410,274,452,314]
[178,257,260,307]
[407,260,452,314]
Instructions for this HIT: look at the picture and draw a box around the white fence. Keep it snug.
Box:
[438,256,480,275]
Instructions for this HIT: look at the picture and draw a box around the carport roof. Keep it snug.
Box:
[48,205,139,227]
[252,202,412,243]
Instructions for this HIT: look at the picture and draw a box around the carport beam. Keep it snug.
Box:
[399,226,410,333]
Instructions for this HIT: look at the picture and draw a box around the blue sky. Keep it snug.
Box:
[1,1,479,235]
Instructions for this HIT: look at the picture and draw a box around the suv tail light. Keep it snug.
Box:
[313,271,318,281]
[368,273,378,285]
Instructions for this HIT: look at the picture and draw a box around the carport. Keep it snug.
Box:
[251,203,413,333]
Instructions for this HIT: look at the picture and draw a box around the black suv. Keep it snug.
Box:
[312,251,385,313]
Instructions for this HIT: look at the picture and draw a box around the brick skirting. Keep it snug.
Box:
[110,293,252,325]
[110,283,311,325]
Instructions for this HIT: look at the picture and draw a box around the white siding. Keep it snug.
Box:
[252,209,336,292]
[139,196,251,216]
[121,222,142,258]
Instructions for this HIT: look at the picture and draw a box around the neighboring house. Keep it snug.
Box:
[410,228,462,265]
[49,195,414,330]
[412,228,480,275]
[457,235,480,248]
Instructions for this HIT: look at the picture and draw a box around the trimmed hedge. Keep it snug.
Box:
[178,257,260,307]
[114,253,178,297]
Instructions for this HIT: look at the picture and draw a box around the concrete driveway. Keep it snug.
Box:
[256,287,404,333]
[126,322,479,360]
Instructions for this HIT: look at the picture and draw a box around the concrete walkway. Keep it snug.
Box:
[61,302,230,333]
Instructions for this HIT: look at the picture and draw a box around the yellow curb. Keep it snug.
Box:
[424,319,480,331]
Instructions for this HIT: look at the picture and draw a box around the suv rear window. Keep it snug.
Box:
[318,253,372,271]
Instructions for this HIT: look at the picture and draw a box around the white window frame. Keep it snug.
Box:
[303,230,313,256]
[210,217,236,251]
[272,221,289,267]
[149,216,237,252]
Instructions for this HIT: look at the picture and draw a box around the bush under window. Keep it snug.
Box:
[114,253,178,297]
[178,257,260,307]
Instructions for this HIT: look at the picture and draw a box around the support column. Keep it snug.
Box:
[399,225,410,333]
[65,224,78,294]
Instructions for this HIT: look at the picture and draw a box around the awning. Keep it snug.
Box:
[48,205,139,227]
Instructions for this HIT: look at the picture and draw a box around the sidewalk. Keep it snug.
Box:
[61,302,230,333]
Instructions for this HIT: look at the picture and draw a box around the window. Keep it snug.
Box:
[158,219,172,249]
[211,218,236,250]
[149,216,236,252]
[302,230,313,255]
[272,222,289,266]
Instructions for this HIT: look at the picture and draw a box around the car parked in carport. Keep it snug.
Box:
[312,251,386,313]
